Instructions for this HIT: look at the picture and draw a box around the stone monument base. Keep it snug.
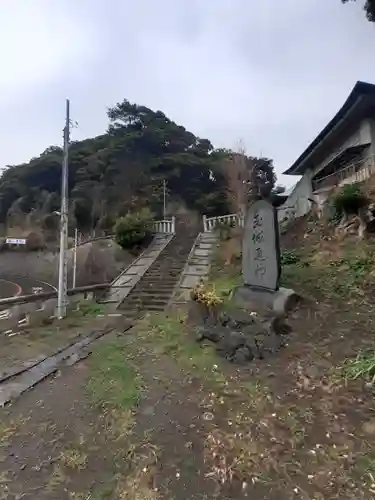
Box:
[231,285,300,315]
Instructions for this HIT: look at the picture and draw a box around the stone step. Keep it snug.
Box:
[120,304,166,312]
[145,269,184,276]
[130,290,173,297]
[143,275,181,280]
[103,232,197,310]
[137,280,178,286]
[145,268,183,274]
[123,298,169,306]
[134,280,176,286]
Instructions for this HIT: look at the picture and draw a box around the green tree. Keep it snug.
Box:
[342,0,375,21]
[0,98,230,229]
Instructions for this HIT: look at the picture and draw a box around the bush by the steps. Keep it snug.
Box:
[114,208,154,250]
[332,183,369,218]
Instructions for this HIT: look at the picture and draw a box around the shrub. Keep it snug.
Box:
[190,281,223,307]
[25,231,45,251]
[332,183,368,217]
[114,208,154,249]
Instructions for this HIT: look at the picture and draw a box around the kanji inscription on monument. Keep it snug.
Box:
[242,199,281,290]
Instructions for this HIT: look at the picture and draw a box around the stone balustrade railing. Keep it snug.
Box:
[153,217,176,234]
[202,213,245,232]
[0,284,109,335]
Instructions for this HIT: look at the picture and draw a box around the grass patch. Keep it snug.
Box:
[137,312,226,386]
[211,274,242,299]
[87,338,141,411]
[281,241,375,300]
[74,300,107,318]
[0,417,28,448]
[341,350,375,382]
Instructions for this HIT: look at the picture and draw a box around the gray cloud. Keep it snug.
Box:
[0,0,374,186]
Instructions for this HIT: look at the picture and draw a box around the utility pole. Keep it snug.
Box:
[163,179,167,219]
[57,99,70,319]
[72,227,78,289]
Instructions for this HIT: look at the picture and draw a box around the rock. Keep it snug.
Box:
[218,310,230,326]
[223,309,256,329]
[195,325,225,344]
[244,335,261,359]
[272,317,292,336]
[233,347,253,364]
[193,302,292,365]
[216,331,246,359]
[195,326,206,342]
[254,331,284,357]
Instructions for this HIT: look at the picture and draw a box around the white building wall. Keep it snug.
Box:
[279,118,375,224]
[277,172,313,222]
[312,118,373,177]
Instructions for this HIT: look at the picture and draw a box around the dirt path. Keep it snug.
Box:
[0,320,222,499]
[2,288,375,499]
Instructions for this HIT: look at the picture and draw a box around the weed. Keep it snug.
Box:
[341,350,375,382]
[69,493,91,500]
[191,281,223,307]
[59,447,88,470]
[0,420,21,447]
[211,274,242,299]
[0,416,29,448]
[75,300,106,317]
[45,464,66,492]
[280,249,300,265]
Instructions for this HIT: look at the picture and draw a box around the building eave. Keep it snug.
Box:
[283,81,375,176]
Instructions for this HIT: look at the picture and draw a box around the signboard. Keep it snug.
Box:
[5,238,26,245]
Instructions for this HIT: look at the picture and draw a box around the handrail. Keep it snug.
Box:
[202,213,244,232]
[0,283,109,307]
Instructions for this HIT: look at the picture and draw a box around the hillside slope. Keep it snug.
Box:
[0,100,229,234]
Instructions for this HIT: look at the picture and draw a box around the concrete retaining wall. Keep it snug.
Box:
[0,284,107,336]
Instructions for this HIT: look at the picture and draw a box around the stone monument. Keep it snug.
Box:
[232,199,298,314]
[242,199,281,290]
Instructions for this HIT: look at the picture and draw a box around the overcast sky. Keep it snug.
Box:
[0,0,374,186]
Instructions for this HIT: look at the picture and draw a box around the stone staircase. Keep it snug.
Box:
[117,218,198,320]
